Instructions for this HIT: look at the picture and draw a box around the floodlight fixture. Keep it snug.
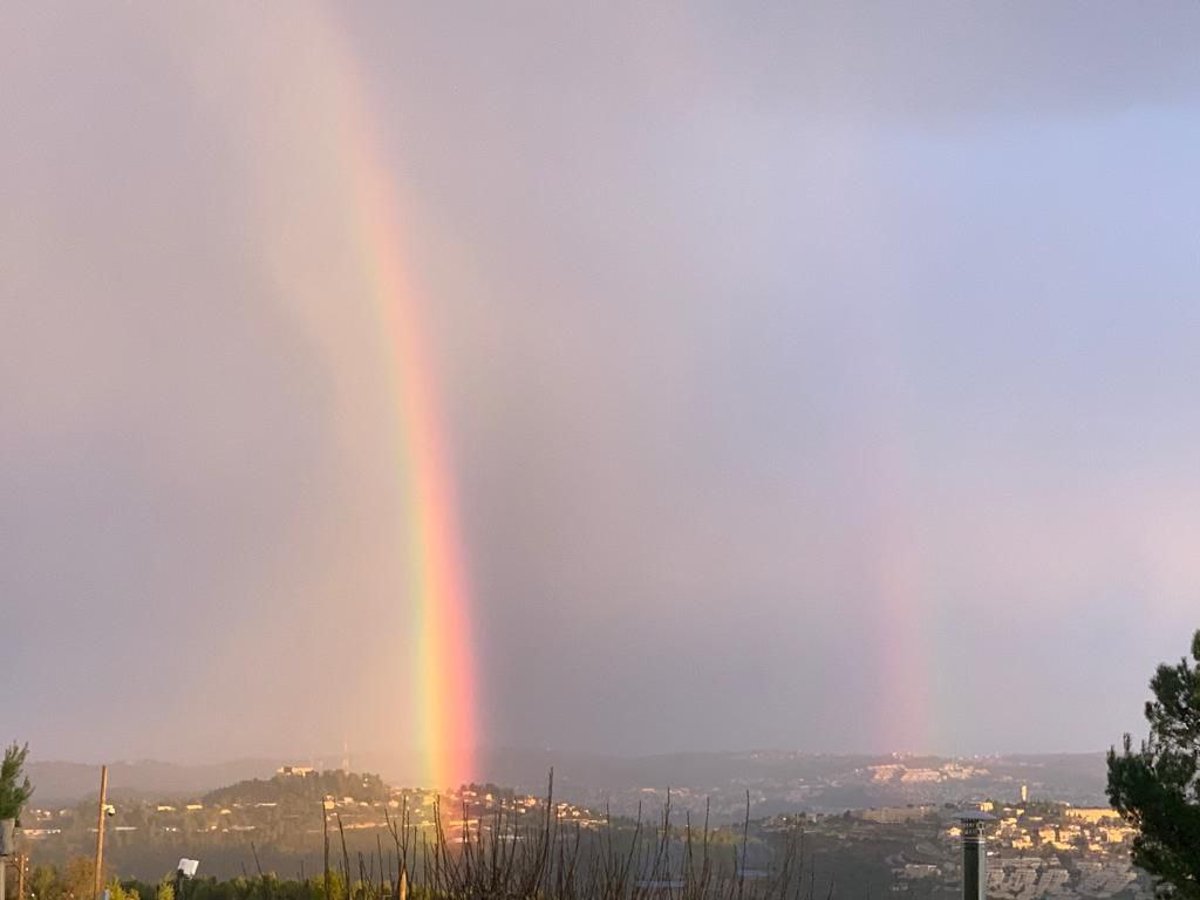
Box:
[956,810,996,823]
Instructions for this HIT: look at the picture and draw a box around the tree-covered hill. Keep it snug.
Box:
[202,771,388,809]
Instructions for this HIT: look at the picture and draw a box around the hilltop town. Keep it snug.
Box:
[11,763,1152,898]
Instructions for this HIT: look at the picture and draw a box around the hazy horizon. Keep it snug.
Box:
[23,744,1114,771]
[6,2,1200,776]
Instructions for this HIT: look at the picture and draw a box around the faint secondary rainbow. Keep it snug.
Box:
[323,11,477,789]
[860,356,934,754]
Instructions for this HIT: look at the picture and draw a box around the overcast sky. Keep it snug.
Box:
[5,2,1200,773]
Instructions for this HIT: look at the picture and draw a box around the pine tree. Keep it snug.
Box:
[0,742,33,822]
[1108,629,1200,898]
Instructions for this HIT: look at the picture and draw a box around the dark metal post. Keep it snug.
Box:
[959,811,994,900]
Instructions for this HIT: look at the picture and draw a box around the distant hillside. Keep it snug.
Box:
[26,749,1109,814]
[480,747,883,793]
[481,747,1107,793]
[474,747,1110,821]
[203,769,389,807]
[28,759,283,805]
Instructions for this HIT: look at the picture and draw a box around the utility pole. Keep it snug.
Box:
[16,854,25,900]
[93,766,108,900]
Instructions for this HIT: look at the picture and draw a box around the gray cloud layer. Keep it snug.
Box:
[4,2,1200,769]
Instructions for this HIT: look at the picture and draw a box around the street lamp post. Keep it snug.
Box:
[958,811,995,900]
[175,859,199,900]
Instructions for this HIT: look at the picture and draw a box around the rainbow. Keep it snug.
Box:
[326,14,477,790]
[863,388,934,754]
